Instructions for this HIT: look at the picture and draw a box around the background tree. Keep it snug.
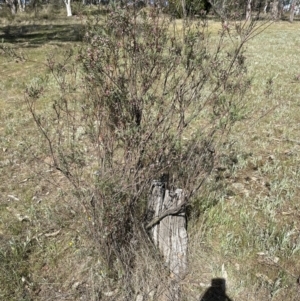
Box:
[5,0,18,14]
[290,0,296,22]
[208,0,265,20]
[271,0,285,19]
[246,0,252,20]
[63,0,72,16]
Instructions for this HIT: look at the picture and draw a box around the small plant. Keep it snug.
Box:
[0,237,35,301]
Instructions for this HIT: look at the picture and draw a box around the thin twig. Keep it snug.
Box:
[145,202,186,230]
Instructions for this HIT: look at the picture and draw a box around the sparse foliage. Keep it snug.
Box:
[25,6,264,298]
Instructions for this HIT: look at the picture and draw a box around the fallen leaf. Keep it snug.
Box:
[44,230,61,237]
[8,195,20,201]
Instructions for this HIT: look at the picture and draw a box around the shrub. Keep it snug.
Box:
[26,6,261,296]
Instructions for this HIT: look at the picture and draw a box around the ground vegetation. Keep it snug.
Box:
[1,6,300,301]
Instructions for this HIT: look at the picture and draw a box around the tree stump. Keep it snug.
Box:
[146,181,188,300]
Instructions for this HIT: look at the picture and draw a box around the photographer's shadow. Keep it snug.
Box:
[200,278,233,301]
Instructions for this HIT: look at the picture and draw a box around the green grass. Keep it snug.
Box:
[1,11,300,301]
[186,21,300,301]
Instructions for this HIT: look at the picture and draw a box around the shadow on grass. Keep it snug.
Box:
[0,23,85,45]
[199,278,233,301]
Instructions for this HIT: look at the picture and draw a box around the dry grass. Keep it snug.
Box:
[1,11,300,301]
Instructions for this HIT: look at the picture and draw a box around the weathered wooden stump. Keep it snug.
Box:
[146,180,188,300]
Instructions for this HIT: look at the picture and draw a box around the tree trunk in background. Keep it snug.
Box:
[17,0,25,11]
[278,0,283,19]
[64,0,72,16]
[246,0,252,20]
[290,0,296,22]
[6,0,18,14]
[272,0,279,19]
[264,0,268,14]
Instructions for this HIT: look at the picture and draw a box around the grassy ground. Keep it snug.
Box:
[186,20,300,301]
[1,8,300,301]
